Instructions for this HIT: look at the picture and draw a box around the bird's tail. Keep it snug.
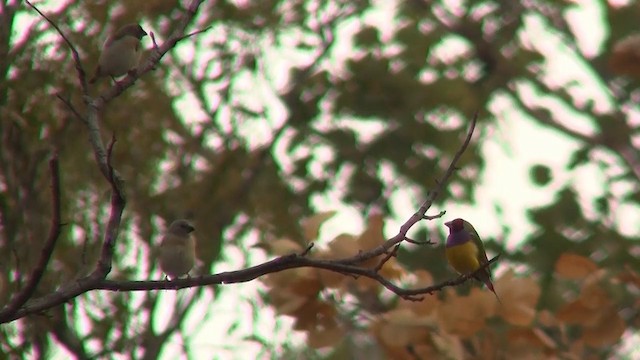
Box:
[483,279,502,304]
[476,270,502,304]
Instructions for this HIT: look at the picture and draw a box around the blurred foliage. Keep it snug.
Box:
[2,0,640,359]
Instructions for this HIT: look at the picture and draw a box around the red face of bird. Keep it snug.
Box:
[444,218,465,234]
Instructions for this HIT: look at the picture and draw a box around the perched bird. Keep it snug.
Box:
[445,218,501,303]
[89,23,147,84]
[159,219,196,280]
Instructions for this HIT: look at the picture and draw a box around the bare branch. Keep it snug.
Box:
[374,245,400,272]
[174,26,212,42]
[299,242,314,257]
[91,136,126,278]
[0,152,62,322]
[0,113,486,323]
[0,252,501,322]
[56,94,84,122]
[25,0,88,93]
[404,236,434,245]
[334,113,479,265]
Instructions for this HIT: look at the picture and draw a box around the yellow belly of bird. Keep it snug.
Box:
[446,241,480,274]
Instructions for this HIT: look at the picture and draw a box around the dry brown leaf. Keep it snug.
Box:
[437,291,490,337]
[507,327,544,347]
[316,268,347,289]
[311,249,348,290]
[269,290,309,315]
[555,253,599,280]
[289,274,322,297]
[326,233,359,257]
[268,238,303,255]
[581,308,626,347]
[495,270,541,326]
[579,280,610,310]
[532,328,558,349]
[301,211,336,242]
[357,212,386,250]
[307,325,346,349]
[378,257,406,280]
[406,271,441,317]
[293,300,338,331]
[615,267,640,289]
[373,309,431,347]
[405,344,437,360]
[609,34,640,78]
[379,343,435,360]
[556,299,601,326]
[538,310,558,327]
[431,331,466,360]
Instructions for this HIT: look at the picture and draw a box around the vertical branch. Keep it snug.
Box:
[91,136,126,278]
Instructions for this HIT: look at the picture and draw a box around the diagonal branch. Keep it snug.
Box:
[25,0,88,93]
[335,112,478,265]
[0,251,500,323]
[0,152,62,323]
[0,113,483,322]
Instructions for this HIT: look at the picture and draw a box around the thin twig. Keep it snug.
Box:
[404,237,434,245]
[374,245,400,272]
[56,94,84,122]
[25,0,88,93]
[150,32,160,50]
[299,243,314,257]
[335,113,479,265]
[174,26,212,43]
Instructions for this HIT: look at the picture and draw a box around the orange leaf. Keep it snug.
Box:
[581,308,626,347]
[268,238,303,255]
[437,291,490,337]
[301,211,336,241]
[555,253,599,280]
[326,234,359,257]
[495,270,541,326]
[609,35,640,78]
[556,299,601,326]
[307,325,345,348]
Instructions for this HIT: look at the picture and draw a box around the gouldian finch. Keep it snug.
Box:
[445,218,500,302]
[89,23,147,84]
[159,219,196,280]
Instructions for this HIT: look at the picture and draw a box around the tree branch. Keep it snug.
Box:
[90,135,125,279]
[25,0,89,93]
[334,112,478,265]
[0,113,483,322]
[0,153,62,323]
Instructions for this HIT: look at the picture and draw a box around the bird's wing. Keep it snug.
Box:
[463,220,490,265]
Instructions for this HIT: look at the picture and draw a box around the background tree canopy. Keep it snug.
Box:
[2,0,640,358]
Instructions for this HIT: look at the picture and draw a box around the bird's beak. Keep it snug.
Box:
[444,221,452,228]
